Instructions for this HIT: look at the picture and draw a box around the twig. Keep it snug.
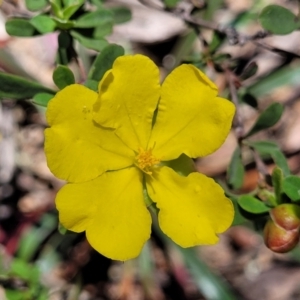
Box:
[176,7,270,46]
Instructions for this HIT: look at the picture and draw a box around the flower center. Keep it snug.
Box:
[135,147,160,175]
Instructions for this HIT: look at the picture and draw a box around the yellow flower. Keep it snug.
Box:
[45,55,235,261]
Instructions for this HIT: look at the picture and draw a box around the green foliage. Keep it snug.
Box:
[110,6,132,24]
[238,195,270,214]
[32,93,54,107]
[179,248,237,300]
[259,5,299,35]
[70,30,108,51]
[30,15,57,34]
[25,0,48,11]
[283,176,300,202]
[163,0,180,8]
[166,154,196,176]
[17,214,57,261]
[88,44,125,82]
[240,62,258,81]
[272,167,283,204]
[0,72,55,100]
[5,18,37,37]
[245,103,284,137]
[53,65,75,89]
[75,9,113,28]
[227,146,245,190]
[247,141,290,177]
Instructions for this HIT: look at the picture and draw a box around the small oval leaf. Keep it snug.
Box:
[6,18,37,37]
[75,9,113,28]
[25,0,48,11]
[70,30,108,51]
[238,195,270,214]
[88,44,124,81]
[283,176,300,202]
[227,146,245,190]
[110,6,132,24]
[245,102,284,137]
[30,15,57,34]
[53,65,75,89]
[259,5,299,35]
[0,72,55,100]
[32,93,54,107]
[247,141,290,176]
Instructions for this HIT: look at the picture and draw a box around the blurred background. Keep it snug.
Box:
[1,0,300,299]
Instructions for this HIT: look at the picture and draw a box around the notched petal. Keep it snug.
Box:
[150,64,235,161]
[93,55,161,151]
[45,84,134,183]
[146,167,233,247]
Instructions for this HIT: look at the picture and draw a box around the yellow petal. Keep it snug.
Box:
[93,55,160,151]
[45,84,134,183]
[86,167,151,260]
[149,64,235,161]
[146,167,233,247]
[56,167,151,260]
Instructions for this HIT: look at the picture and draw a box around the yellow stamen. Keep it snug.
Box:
[135,147,160,175]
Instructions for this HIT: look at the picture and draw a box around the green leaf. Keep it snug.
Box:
[248,65,300,98]
[94,21,113,38]
[10,258,32,280]
[32,93,54,107]
[166,154,196,176]
[50,0,63,18]
[245,102,284,137]
[84,79,98,91]
[0,72,55,100]
[53,65,75,89]
[246,141,290,176]
[240,62,258,80]
[30,15,57,34]
[25,0,48,11]
[230,195,248,226]
[259,5,299,35]
[110,6,132,24]
[5,290,29,300]
[227,146,245,190]
[62,0,84,20]
[238,195,270,214]
[5,18,37,37]
[71,30,108,51]
[283,176,300,201]
[178,248,237,300]
[163,0,180,8]
[75,9,113,28]
[17,215,57,261]
[53,16,75,29]
[272,150,290,177]
[88,44,124,81]
[272,166,283,204]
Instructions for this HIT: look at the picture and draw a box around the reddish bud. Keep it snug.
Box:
[264,219,299,253]
[270,204,300,230]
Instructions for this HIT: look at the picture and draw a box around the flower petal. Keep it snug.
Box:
[93,55,160,151]
[149,64,235,161]
[89,168,151,260]
[146,167,233,247]
[45,84,134,183]
[57,167,151,260]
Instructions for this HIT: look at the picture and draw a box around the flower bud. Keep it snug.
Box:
[264,219,299,253]
[270,204,300,231]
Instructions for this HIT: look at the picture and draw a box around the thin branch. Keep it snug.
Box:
[176,7,270,46]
